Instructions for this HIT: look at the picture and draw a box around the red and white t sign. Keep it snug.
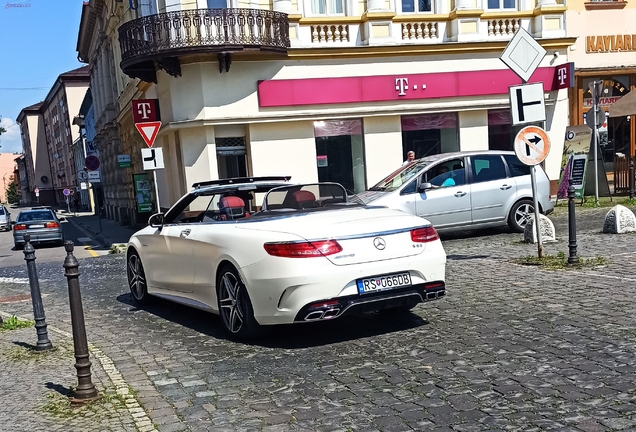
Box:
[132,99,160,123]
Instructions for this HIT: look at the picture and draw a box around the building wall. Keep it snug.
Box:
[0,154,19,203]
[566,3,636,70]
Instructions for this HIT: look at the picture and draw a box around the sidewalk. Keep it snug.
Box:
[63,210,137,248]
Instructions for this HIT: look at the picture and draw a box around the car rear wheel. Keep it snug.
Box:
[217,265,263,340]
[508,199,535,233]
[127,250,150,304]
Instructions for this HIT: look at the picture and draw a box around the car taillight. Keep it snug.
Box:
[264,240,343,258]
[410,226,439,243]
[45,222,59,228]
[14,224,26,231]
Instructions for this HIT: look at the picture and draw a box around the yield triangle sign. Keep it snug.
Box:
[135,121,162,148]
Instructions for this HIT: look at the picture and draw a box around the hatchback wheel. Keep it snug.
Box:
[217,266,264,340]
[127,250,150,304]
[509,199,535,233]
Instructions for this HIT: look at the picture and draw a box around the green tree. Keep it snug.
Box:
[5,177,19,205]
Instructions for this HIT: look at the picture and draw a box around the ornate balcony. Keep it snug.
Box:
[118,8,290,83]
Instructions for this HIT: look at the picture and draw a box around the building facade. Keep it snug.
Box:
[566,0,636,193]
[0,153,20,204]
[39,67,90,205]
[79,0,573,220]
[16,102,54,206]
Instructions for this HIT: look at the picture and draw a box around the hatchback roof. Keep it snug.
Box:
[416,150,516,164]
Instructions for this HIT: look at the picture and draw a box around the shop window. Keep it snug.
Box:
[216,137,247,179]
[487,0,516,9]
[581,77,631,174]
[401,113,459,160]
[314,119,365,194]
[310,0,344,15]
[401,0,432,13]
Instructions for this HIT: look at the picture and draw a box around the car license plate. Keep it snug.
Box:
[357,272,411,294]
[30,224,45,228]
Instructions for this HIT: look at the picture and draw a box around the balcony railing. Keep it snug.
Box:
[118,8,290,82]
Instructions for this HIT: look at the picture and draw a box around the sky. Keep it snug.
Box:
[0,1,84,154]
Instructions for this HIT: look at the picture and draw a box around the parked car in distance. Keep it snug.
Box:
[0,205,11,231]
[356,150,554,233]
[127,176,447,340]
[12,208,65,249]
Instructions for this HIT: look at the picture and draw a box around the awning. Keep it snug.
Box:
[609,91,636,117]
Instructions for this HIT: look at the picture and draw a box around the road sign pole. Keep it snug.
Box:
[153,170,161,213]
[590,81,602,206]
[530,166,543,258]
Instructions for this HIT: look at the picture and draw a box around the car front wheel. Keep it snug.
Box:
[127,250,150,304]
[217,265,264,340]
[508,199,535,233]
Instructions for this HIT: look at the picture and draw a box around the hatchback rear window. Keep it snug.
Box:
[17,211,54,222]
[503,155,531,177]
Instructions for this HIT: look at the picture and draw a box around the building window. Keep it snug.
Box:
[314,119,365,194]
[487,0,516,9]
[311,0,344,15]
[488,110,525,151]
[216,137,247,179]
[402,0,432,13]
[207,0,227,7]
[401,113,459,160]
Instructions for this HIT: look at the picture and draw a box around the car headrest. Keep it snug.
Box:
[292,190,316,202]
[219,196,245,217]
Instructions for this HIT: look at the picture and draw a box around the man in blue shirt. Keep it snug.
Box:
[432,165,456,188]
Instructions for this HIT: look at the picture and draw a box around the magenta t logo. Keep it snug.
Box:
[395,78,409,96]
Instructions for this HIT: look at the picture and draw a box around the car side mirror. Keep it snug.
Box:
[149,213,164,229]
[11,221,15,225]
[419,182,433,192]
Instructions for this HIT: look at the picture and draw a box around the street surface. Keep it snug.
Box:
[0,210,108,269]
[0,205,635,431]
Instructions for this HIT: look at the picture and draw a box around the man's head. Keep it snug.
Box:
[407,151,415,161]
[438,165,449,174]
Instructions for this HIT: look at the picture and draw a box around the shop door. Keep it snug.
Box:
[316,136,355,193]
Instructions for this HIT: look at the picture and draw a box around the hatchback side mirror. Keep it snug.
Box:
[11,221,15,225]
[419,182,433,192]
[149,213,165,229]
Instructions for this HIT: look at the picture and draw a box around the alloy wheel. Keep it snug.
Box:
[219,272,245,334]
[514,202,534,227]
[127,253,146,301]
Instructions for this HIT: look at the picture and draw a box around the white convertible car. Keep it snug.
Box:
[127,177,446,339]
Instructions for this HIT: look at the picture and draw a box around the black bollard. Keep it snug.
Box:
[63,241,99,402]
[567,176,579,265]
[23,234,53,351]
[629,156,634,200]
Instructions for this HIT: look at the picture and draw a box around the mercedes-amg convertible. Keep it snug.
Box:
[126,177,446,339]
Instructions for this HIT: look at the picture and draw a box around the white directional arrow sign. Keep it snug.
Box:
[142,147,165,170]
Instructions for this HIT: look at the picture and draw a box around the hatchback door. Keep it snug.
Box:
[469,154,516,224]
[415,158,471,228]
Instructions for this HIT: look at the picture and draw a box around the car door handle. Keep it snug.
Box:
[454,191,467,197]
[500,184,512,190]
[180,229,191,237]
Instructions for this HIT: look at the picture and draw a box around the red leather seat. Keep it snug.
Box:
[292,190,317,209]
[218,196,249,220]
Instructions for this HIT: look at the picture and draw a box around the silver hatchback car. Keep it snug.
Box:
[0,205,11,231]
[356,151,554,233]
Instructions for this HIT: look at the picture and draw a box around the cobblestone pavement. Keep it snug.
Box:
[0,206,635,431]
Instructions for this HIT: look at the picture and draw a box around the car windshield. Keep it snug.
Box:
[369,161,428,192]
[262,183,352,211]
[17,211,54,222]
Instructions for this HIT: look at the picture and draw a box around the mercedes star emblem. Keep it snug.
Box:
[373,237,386,250]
